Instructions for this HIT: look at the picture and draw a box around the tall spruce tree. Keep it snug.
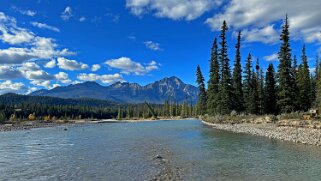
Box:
[258,68,265,115]
[207,38,220,115]
[297,45,311,111]
[316,57,321,109]
[310,55,320,107]
[277,15,295,113]
[232,31,244,112]
[292,55,300,110]
[218,20,233,114]
[196,65,207,115]
[248,69,259,114]
[265,64,277,114]
[243,53,252,114]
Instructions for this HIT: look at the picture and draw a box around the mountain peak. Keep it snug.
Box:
[29,76,198,104]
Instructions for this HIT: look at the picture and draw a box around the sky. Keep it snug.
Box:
[0,0,321,95]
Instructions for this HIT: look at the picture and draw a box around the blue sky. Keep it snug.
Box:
[0,0,320,94]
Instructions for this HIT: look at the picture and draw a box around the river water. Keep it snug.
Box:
[1,120,321,181]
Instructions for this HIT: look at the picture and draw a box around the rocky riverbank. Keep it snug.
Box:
[202,120,321,147]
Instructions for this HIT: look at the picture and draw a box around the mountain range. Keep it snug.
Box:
[30,76,198,104]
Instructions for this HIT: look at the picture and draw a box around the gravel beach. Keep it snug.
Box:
[202,121,321,146]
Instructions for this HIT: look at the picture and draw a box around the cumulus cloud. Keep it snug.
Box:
[105,57,160,75]
[77,73,123,84]
[91,64,101,72]
[126,0,222,21]
[57,57,89,71]
[31,22,60,32]
[264,53,279,61]
[144,41,162,51]
[205,0,321,44]
[0,12,35,45]
[0,80,27,94]
[24,70,54,81]
[0,65,23,80]
[44,59,56,68]
[0,12,74,65]
[61,6,73,21]
[54,72,71,84]
[242,25,279,44]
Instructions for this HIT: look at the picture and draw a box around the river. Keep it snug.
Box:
[1,120,321,180]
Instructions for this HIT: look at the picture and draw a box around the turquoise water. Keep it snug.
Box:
[1,120,321,180]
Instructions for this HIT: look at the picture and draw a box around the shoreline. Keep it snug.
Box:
[201,120,321,147]
[0,117,193,132]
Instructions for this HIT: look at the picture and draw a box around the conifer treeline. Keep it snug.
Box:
[196,16,321,116]
[0,94,196,123]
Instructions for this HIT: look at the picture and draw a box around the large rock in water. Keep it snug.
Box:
[29,76,198,104]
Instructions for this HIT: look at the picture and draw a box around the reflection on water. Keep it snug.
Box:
[1,120,321,180]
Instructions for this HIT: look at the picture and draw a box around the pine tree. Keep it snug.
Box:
[297,45,311,111]
[265,64,277,114]
[232,31,244,113]
[196,65,207,115]
[218,20,233,114]
[277,15,295,113]
[243,53,252,113]
[207,38,220,115]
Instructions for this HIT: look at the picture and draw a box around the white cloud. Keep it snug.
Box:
[91,64,101,72]
[205,0,321,44]
[24,70,53,81]
[126,0,222,21]
[105,57,160,75]
[57,57,89,71]
[61,6,73,21]
[11,6,36,17]
[44,59,56,68]
[0,12,74,65]
[31,22,60,32]
[264,53,279,61]
[145,60,160,71]
[144,41,162,51]
[30,80,51,88]
[55,72,71,84]
[77,73,123,84]
[0,12,35,45]
[0,65,23,80]
[242,25,279,44]
[0,80,27,94]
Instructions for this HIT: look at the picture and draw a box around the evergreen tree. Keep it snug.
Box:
[218,20,233,114]
[248,70,259,114]
[258,68,265,114]
[265,64,277,114]
[232,31,244,112]
[297,45,311,111]
[117,107,122,120]
[292,55,300,110]
[207,38,220,115]
[243,53,252,113]
[310,55,319,107]
[277,15,295,113]
[316,58,321,109]
[196,65,207,115]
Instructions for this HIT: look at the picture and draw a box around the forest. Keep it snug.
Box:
[196,15,321,116]
[0,93,195,123]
